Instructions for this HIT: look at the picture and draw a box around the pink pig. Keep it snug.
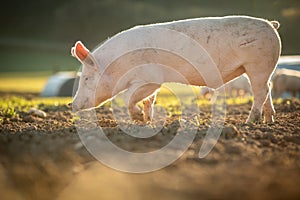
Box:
[71,15,281,123]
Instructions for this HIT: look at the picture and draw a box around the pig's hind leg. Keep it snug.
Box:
[245,65,275,123]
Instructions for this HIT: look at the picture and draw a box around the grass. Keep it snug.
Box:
[0,72,199,118]
[0,96,72,117]
[0,72,63,118]
[0,96,72,111]
[0,71,52,93]
[0,72,264,119]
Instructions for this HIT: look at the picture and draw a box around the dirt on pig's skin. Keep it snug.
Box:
[0,94,300,200]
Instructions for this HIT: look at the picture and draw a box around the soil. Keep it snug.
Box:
[1,92,300,200]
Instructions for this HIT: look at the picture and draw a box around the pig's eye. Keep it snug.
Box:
[85,77,89,81]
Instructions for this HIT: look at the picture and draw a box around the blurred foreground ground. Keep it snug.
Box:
[0,92,300,200]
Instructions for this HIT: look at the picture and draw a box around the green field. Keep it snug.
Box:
[0,72,257,120]
[0,73,196,117]
[0,72,52,93]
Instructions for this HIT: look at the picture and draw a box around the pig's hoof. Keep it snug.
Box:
[245,119,254,125]
[144,115,152,123]
[264,115,275,123]
[246,109,262,124]
[131,112,145,122]
[246,117,261,124]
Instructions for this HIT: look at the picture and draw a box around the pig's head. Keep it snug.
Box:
[71,41,101,112]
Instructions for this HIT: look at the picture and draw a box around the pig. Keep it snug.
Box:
[71,15,281,123]
[200,74,252,98]
[272,69,300,98]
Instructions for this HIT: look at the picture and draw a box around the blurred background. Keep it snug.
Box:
[0,0,299,73]
[1,2,300,200]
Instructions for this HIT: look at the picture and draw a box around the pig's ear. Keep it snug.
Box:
[72,41,97,67]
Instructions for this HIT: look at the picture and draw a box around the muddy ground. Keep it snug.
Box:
[0,93,300,200]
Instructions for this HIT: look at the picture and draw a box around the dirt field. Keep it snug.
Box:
[1,93,300,200]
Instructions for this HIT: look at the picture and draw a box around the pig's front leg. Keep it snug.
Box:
[124,90,144,122]
[124,82,160,122]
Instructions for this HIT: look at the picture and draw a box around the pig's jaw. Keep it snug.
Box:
[72,95,94,112]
